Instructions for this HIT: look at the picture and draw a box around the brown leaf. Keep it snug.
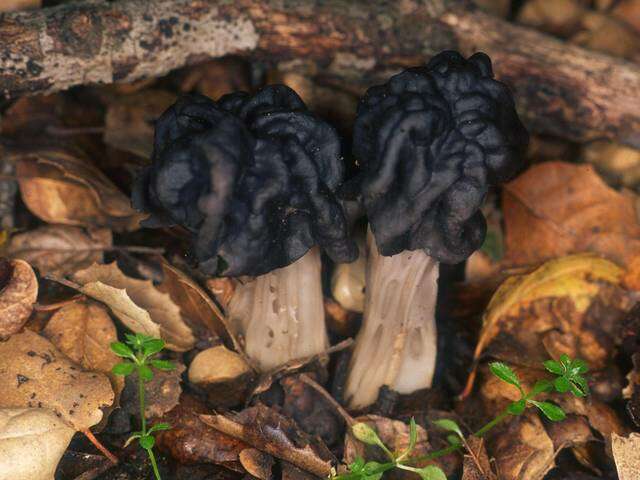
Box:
[158,261,239,349]
[503,162,640,266]
[126,362,185,419]
[613,433,640,480]
[472,254,627,370]
[239,448,275,480]
[546,415,593,451]
[156,395,246,471]
[5,226,112,277]
[0,330,114,430]
[42,300,124,402]
[71,262,195,352]
[462,436,496,480]
[13,147,142,231]
[0,259,38,338]
[0,407,76,480]
[0,0,41,13]
[201,404,335,477]
[490,411,555,480]
[103,90,176,159]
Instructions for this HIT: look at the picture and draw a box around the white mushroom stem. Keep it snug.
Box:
[344,229,439,409]
[226,247,328,371]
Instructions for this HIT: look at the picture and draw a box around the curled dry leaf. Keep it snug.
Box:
[0,407,75,480]
[0,259,38,338]
[612,433,640,480]
[158,261,239,349]
[201,404,335,478]
[0,330,114,431]
[473,254,626,368]
[72,262,195,351]
[42,300,124,401]
[5,226,112,277]
[503,161,640,266]
[13,147,143,231]
[156,395,246,472]
[489,411,555,480]
[239,448,275,480]
[103,90,176,159]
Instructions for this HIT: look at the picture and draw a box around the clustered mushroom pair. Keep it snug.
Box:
[133,51,529,409]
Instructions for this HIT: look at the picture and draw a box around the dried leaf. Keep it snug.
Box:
[490,411,555,480]
[583,141,640,189]
[13,147,142,231]
[201,404,335,477]
[0,330,114,430]
[473,254,624,364]
[156,395,246,471]
[5,226,112,277]
[0,407,75,480]
[42,300,124,401]
[462,436,496,480]
[503,162,640,266]
[239,448,275,480]
[103,90,176,159]
[125,362,185,419]
[0,0,40,12]
[72,262,195,351]
[0,259,38,338]
[613,433,640,480]
[158,261,238,349]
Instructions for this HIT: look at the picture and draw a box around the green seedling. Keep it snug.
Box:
[110,333,175,480]
[333,355,589,480]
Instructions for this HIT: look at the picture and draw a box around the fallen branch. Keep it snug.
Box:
[1,0,639,147]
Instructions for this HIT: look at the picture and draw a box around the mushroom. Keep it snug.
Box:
[344,51,529,409]
[133,85,357,371]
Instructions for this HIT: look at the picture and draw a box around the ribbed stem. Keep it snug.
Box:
[227,248,328,371]
[344,229,439,409]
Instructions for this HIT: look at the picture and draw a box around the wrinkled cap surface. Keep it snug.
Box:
[133,87,357,276]
[353,50,529,263]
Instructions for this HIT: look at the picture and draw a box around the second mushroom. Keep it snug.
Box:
[344,51,529,409]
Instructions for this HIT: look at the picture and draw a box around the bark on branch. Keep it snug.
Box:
[1,0,639,147]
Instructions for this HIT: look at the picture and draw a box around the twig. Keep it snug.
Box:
[82,429,118,464]
[298,373,355,427]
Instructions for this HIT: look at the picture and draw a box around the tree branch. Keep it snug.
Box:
[1,0,639,147]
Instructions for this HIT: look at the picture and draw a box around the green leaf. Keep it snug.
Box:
[112,362,135,376]
[110,342,134,358]
[123,432,142,448]
[150,359,175,371]
[416,465,447,480]
[570,358,589,375]
[352,423,383,447]
[569,376,589,397]
[139,435,155,450]
[349,457,365,473]
[507,399,526,415]
[433,419,463,439]
[554,377,571,393]
[142,338,165,357]
[543,360,564,375]
[139,365,154,382]
[560,354,571,368]
[531,379,553,395]
[407,418,417,453]
[530,401,566,421]
[148,422,171,434]
[489,362,521,389]
[447,434,462,446]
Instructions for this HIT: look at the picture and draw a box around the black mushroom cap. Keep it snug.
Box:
[132,86,358,277]
[352,50,529,264]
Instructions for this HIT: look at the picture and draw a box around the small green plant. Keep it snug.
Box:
[332,355,589,480]
[110,333,175,480]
